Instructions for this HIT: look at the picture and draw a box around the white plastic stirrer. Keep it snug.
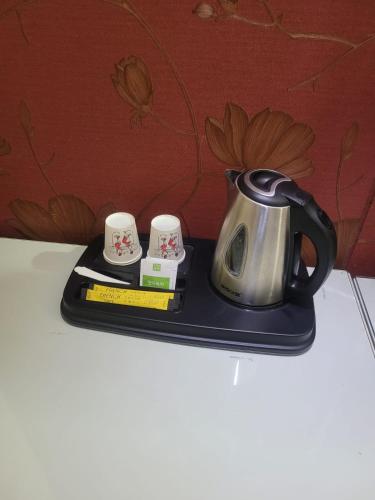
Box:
[74,266,131,285]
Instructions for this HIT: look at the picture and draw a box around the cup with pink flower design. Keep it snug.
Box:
[147,215,185,264]
[103,212,142,265]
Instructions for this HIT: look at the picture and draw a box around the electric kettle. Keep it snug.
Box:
[211,169,337,307]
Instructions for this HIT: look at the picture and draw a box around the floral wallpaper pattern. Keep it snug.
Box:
[0,0,374,275]
[194,0,375,91]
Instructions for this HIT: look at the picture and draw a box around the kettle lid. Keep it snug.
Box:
[237,169,293,207]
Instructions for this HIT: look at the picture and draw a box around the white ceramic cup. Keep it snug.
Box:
[103,212,142,265]
[147,214,185,264]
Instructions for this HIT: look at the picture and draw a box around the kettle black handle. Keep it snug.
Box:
[284,188,337,298]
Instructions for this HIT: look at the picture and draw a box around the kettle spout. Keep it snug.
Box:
[224,169,241,207]
[225,169,241,186]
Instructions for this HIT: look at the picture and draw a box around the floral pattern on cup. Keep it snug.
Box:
[157,232,181,259]
[103,212,142,265]
[111,230,138,257]
[147,214,185,264]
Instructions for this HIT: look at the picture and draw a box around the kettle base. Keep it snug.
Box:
[61,236,315,356]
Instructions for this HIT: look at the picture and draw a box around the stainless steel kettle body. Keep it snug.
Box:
[211,187,290,306]
[211,169,337,307]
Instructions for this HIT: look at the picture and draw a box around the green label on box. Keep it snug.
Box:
[152,263,161,272]
[142,275,170,289]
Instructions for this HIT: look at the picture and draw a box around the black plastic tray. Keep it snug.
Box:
[61,235,315,355]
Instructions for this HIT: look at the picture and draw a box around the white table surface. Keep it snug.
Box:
[1,238,375,500]
[355,277,375,328]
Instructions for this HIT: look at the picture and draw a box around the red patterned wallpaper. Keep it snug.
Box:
[0,0,374,275]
